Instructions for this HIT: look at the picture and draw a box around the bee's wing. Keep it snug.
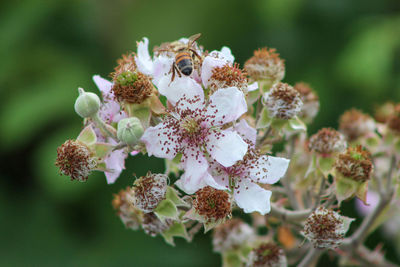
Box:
[188,33,201,47]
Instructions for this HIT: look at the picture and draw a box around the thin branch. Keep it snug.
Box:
[256,126,272,147]
[297,247,323,267]
[312,177,325,210]
[270,203,312,222]
[281,135,300,210]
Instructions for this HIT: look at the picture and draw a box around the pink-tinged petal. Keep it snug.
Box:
[201,55,228,88]
[99,100,126,124]
[135,37,153,76]
[234,119,257,144]
[152,56,174,83]
[234,180,272,215]
[175,150,209,194]
[141,122,179,160]
[219,46,235,63]
[208,173,230,190]
[207,130,247,167]
[248,82,259,92]
[93,75,113,99]
[250,156,290,185]
[157,75,204,106]
[355,190,379,216]
[206,87,247,125]
[104,148,127,184]
[130,151,139,156]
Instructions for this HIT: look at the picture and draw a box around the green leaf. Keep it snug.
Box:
[154,199,178,222]
[77,125,97,146]
[222,251,243,267]
[256,107,272,129]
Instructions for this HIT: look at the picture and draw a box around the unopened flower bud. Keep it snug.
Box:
[263,82,303,120]
[117,117,144,145]
[112,70,154,104]
[208,63,248,94]
[302,207,354,249]
[335,145,373,182]
[244,47,285,83]
[112,187,142,230]
[294,82,320,123]
[309,128,346,155]
[193,186,231,222]
[339,108,375,141]
[213,219,255,252]
[133,172,168,213]
[142,212,173,237]
[55,140,96,182]
[74,88,101,118]
[246,243,287,267]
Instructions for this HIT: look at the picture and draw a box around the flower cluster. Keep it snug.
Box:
[55,34,400,267]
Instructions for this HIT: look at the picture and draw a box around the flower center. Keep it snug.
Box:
[180,117,200,134]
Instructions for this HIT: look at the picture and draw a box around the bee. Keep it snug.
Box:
[159,33,203,83]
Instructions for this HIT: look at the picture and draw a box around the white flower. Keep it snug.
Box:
[141,87,248,194]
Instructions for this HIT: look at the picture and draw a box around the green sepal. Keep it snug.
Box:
[256,107,272,129]
[154,199,179,222]
[94,162,108,172]
[335,176,360,203]
[247,89,260,105]
[166,186,189,208]
[222,251,243,267]
[286,116,307,132]
[124,102,152,128]
[318,156,335,177]
[77,124,97,146]
[161,222,189,246]
[91,142,113,159]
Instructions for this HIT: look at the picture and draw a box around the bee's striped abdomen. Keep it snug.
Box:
[175,52,193,76]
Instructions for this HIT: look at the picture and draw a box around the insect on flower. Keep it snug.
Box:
[160,33,203,83]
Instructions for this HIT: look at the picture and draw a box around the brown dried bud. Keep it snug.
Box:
[193,186,231,222]
[263,82,303,120]
[374,102,395,123]
[111,52,137,77]
[308,128,346,155]
[133,173,168,213]
[335,145,373,182]
[244,47,285,82]
[246,243,287,267]
[55,140,96,182]
[142,212,172,237]
[339,108,375,141]
[112,187,142,230]
[212,219,255,252]
[208,63,248,94]
[387,104,400,134]
[294,82,320,122]
[302,207,353,249]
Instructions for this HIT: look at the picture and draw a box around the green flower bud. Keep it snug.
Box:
[117,117,144,145]
[74,88,101,118]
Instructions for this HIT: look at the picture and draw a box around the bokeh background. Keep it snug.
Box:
[1,0,400,266]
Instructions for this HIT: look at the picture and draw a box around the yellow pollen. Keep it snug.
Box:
[181,118,199,134]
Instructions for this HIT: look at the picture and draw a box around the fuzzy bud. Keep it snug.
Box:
[133,173,168,213]
[244,47,285,83]
[117,117,144,145]
[263,82,303,120]
[55,140,96,182]
[246,243,287,267]
[335,145,373,182]
[212,219,255,252]
[309,128,346,155]
[193,186,231,222]
[74,88,101,118]
[142,212,172,237]
[112,187,142,230]
[294,82,320,123]
[339,108,375,141]
[302,207,354,249]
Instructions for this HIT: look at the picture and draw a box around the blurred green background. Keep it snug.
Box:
[1,0,400,266]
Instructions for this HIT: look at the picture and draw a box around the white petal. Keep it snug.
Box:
[93,75,113,99]
[140,122,179,160]
[248,82,259,92]
[206,87,247,125]
[234,180,272,215]
[104,149,127,184]
[157,75,204,106]
[253,156,289,184]
[135,37,153,76]
[207,130,247,167]
[234,119,257,144]
[152,56,174,83]
[175,150,209,194]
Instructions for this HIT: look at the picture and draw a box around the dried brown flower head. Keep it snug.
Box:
[55,140,96,182]
[309,128,346,155]
[247,243,286,267]
[339,108,375,141]
[112,70,154,104]
[133,173,168,213]
[244,47,285,82]
[212,219,255,252]
[112,187,142,230]
[294,82,320,122]
[335,145,373,182]
[142,212,172,237]
[209,63,248,93]
[193,186,231,222]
